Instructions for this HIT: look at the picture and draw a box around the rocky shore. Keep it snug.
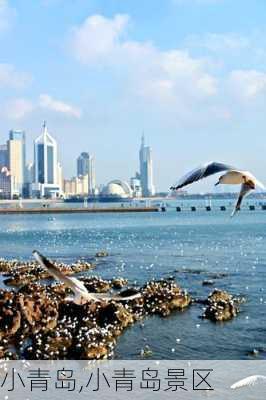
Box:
[0,257,243,360]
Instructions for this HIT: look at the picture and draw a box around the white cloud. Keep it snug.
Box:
[229,70,266,100]
[0,0,15,33]
[0,64,31,89]
[2,94,81,120]
[70,14,129,65]
[5,98,34,120]
[185,33,250,53]
[68,13,266,125]
[69,14,218,111]
[39,94,82,118]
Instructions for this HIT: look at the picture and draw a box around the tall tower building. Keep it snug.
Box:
[32,122,61,198]
[139,134,155,197]
[0,144,8,167]
[77,152,96,195]
[7,130,26,197]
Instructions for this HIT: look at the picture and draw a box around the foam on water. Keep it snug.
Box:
[0,203,265,359]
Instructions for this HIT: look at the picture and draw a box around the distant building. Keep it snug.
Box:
[32,122,61,198]
[25,162,34,184]
[63,175,89,197]
[24,162,34,198]
[0,167,12,199]
[100,180,133,202]
[77,152,96,194]
[139,134,155,197]
[130,173,142,198]
[57,162,63,192]
[0,144,8,167]
[7,130,26,198]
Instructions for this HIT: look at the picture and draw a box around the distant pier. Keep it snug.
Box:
[161,204,266,212]
[0,206,159,215]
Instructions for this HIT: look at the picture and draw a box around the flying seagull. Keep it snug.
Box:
[33,250,141,305]
[231,375,266,390]
[170,161,265,216]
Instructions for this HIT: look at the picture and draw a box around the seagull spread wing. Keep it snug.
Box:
[231,182,253,217]
[243,171,265,190]
[231,375,266,389]
[33,250,140,304]
[170,161,235,190]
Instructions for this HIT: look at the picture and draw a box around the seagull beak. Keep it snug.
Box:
[214,181,220,186]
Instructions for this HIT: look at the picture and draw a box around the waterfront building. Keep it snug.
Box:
[139,134,155,197]
[57,162,63,191]
[130,173,142,198]
[0,144,8,167]
[0,167,12,199]
[32,122,61,198]
[77,152,96,194]
[7,130,26,198]
[100,180,133,202]
[63,175,89,197]
[24,162,34,198]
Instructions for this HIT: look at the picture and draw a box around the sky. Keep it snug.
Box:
[0,0,266,192]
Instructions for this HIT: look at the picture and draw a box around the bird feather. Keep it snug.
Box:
[170,161,235,190]
[231,375,266,389]
[33,250,140,304]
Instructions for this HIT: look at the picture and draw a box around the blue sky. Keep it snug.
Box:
[1,0,266,191]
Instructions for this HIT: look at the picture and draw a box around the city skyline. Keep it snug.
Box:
[1,1,266,191]
[0,122,156,198]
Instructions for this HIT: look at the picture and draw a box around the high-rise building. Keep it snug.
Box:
[0,145,10,198]
[32,122,61,198]
[0,167,12,199]
[24,162,34,198]
[57,162,63,192]
[130,172,142,198]
[0,144,8,167]
[139,134,155,197]
[7,130,26,197]
[77,152,96,194]
[63,175,89,197]
[77,152,89,176]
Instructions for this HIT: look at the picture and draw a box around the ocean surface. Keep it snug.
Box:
[0,200,265,360]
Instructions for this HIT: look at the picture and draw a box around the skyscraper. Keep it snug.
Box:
[0,144,8,167]
[7,130,26,197]
[139,134,155,197]
[77,152,96,195]
[32,122,61,198]
[0,144,9,198]
[0,167,12,199]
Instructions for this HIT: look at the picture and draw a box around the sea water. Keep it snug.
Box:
[0,202,265,360]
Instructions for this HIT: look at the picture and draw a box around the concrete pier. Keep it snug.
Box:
[0,207,159,215]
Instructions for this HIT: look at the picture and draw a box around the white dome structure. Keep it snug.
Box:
[101,180,133,199]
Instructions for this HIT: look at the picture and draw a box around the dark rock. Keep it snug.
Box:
[202,289,240,322]
[202,280,214,286]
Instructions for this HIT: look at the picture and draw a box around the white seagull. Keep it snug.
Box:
[170,161,265,216]
[33,250,141,305]
[231,375,266,390]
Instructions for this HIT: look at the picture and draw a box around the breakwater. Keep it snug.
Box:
[0,206,159,215]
